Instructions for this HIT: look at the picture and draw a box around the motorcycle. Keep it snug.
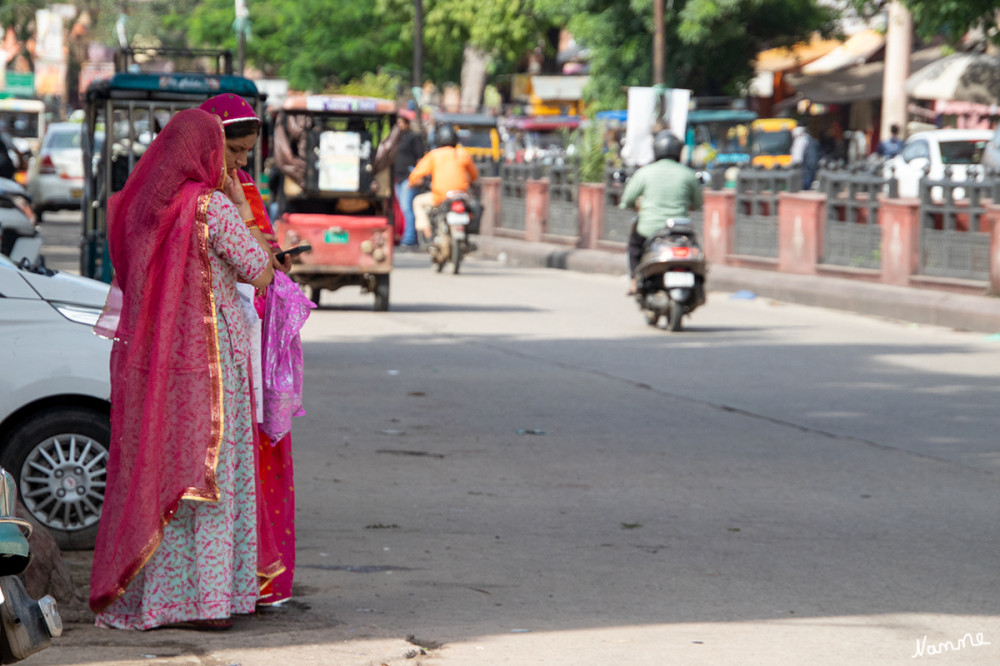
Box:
[428,191,478,274]
[0,467,62,664]
[633,217,707,332]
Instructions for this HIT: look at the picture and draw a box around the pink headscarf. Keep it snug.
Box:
[199,93,260,126]
[91,109,229,612]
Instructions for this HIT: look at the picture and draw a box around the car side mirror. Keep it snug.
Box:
[10,236,42,268]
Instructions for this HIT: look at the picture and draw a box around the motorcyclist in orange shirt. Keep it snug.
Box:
[408,125,479,240]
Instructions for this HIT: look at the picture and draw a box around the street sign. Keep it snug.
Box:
[1,72,35,97]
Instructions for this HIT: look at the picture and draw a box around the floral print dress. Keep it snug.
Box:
[96,191,270,630]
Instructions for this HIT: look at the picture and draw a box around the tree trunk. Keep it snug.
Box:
[459,44,489,114]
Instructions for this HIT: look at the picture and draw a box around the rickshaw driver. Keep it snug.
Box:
[408,125,479,240]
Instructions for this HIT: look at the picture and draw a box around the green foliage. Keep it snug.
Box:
[158,0,411,90]
[854,0,1000,46]
[576,118,607,183]
[541,0,837,110]
[378,0,557,83]
[0,0,48,64]
[328,70,405,99]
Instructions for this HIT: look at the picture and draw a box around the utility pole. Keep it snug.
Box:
[235,0,249,75]
[653,0,665,85]
[413,0,424,132]
[881,1,912,140]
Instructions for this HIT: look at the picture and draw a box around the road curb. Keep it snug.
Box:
[473,236,1000,334]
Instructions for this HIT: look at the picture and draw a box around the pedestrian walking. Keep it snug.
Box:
[393,110,424,249]
[877,124,904,158]
[790,126,821,190]
[200,93,314,607]
[89,108,276,630]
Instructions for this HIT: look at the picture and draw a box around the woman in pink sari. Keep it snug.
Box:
[89,108,277,630]
[200,93,311,606]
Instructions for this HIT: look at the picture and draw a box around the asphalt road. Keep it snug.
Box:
[30,214,1000,665]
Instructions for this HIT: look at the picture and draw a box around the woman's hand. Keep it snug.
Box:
[223,169,254,221]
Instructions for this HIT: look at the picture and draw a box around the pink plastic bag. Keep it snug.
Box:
[260,272,315,442]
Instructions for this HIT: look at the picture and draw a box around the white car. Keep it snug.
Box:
[25,122,100,219]
[883,129,993,199]
[0,242,111,549]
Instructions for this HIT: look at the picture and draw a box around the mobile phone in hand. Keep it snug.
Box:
[275,244,311,263]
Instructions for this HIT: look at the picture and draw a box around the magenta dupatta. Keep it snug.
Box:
[90,110,232,612]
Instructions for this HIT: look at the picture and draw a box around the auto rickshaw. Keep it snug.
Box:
[81,48,265,282]
[431,112,501,174]
[749,117,797,168]
[270,94,397,311]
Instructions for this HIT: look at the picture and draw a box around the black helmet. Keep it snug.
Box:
[437,125,457,147]
[652,130,683,161]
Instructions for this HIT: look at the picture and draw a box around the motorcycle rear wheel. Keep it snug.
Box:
[451,237,462,274]
[667,300,684,332]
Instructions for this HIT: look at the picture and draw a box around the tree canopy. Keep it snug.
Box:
[855,0,1000,46]
[35,0,1000,113]
[540,0,839,110]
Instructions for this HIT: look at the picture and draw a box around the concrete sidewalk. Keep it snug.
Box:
[473,236,1000,334]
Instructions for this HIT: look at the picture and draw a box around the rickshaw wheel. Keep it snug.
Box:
[374,274,390,311]
[311,286,322,306]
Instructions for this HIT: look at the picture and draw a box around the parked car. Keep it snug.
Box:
[26,122,103,219]
[884,129,993,198]
[0,177,37,256]
[0,241,111,550]
[977,125,1000,171]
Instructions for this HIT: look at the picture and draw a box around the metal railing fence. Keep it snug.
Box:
[918,166,995,281]
[732,166,800,258]
[818,162,895,270]
[546,163,579,238]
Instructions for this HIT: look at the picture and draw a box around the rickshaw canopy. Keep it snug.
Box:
[281,94,397,115]
[81,70,265,282]
[84,72,261,101]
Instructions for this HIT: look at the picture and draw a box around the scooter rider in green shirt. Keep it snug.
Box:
[620,131,702,295]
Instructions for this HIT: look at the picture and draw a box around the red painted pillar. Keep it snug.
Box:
[778,191,825,275]
[879,196,921,287]
[578,182,605,249]
[985,203,1000,295]
[525,178,549,242]
[702,189,735,265]
[478,176,501,237]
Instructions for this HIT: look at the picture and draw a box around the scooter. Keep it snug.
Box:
[633,217,707,332]
[428,191,478,275]
[0,467,62,664]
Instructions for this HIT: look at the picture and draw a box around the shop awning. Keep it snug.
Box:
[800,29,885,75]
[529,75,590,101]
[788,47,941,104]
[906,52,1000,104]
[755,34,843,74]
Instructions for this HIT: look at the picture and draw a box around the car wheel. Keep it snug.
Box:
[0,407,110,550]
